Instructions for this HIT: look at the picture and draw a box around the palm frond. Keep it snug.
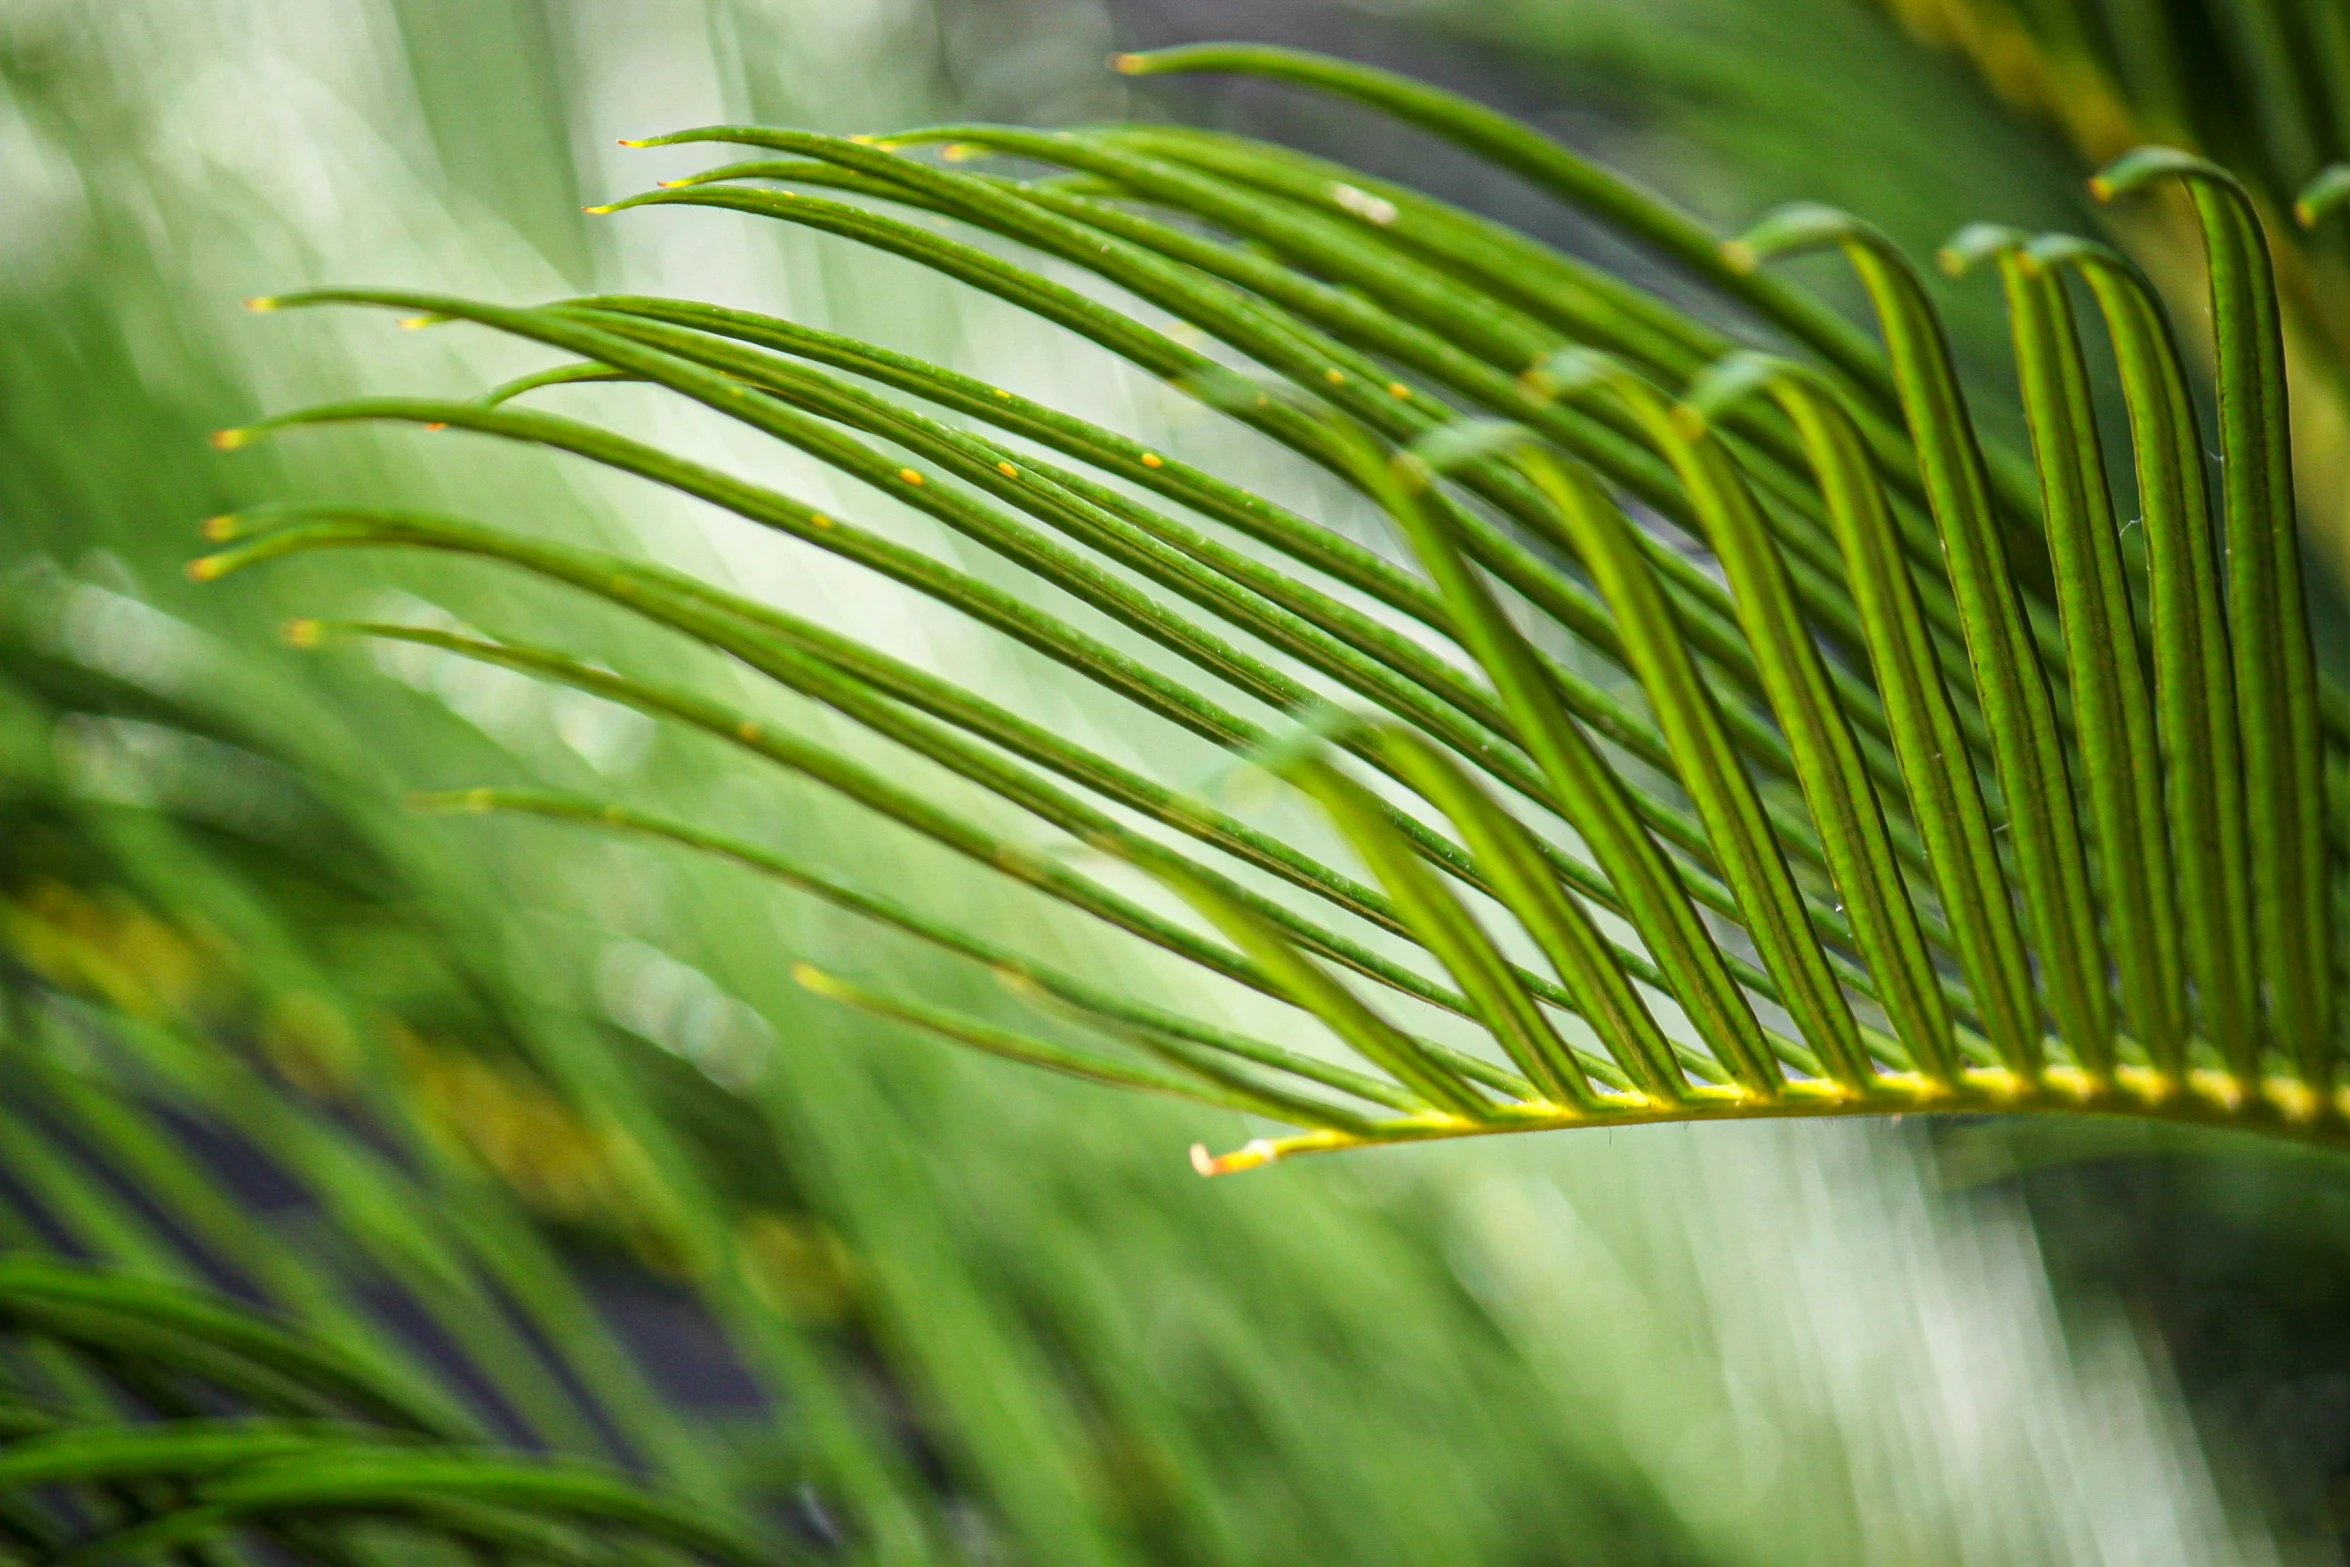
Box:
[205,43,2350,1173]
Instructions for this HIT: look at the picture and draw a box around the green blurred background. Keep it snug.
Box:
[4,0,2348,1561]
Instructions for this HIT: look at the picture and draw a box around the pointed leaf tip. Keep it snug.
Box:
[582,204,614,215]
[1719,239,1758,275]
[242,296,277,312]
[2294,166,2350,228]
[281,618,325,649]
[184,556,225,582]
[1110,52,1143,74]
[2088,147,2224,203]
[1936,222,2028,279]
[1193,1139,1276,1176]
[207,428,247,451]
[201,514,237,542]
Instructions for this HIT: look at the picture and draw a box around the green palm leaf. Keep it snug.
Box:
[206,43,2350,1174]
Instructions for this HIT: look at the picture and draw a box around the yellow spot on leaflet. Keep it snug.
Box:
[617,138,651,148]
[243,296,278,312]
[849,134,875,145]
[424,422,448,432]
[398,315,435,330]
[737,720,763,742]
[997,461,1018,478]
[282,619,323,649]
[1323,368,1344,384]
[810,512,833,529]
[1140,452,1164,468]
[1387,381,1410,398]
[2086,176,2115,203]
[898,467,923,485]
[1719,240,1758,274]
[994,387,1013,398]
[208,429,248,451]
[185,557,226,582]
[466,787,496,811]
[582,205,615,215]
[202,515,237,542]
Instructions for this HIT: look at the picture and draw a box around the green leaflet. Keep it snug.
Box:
[612,132,1920,808]
[1552,355,1951,1089]
[1686,355,2037,1080]
[1941,225,2184,1080]
[1735,204,2111,1079]
[224,297,1889,1022]
[413,788,1427,1115]
[884,126,1945,699]
[280,620,1308,1007]
[2022,235,2253,1079]
[201,505,1769,1074]
[1127,850,1497,1122]
[215,508,1698,1066]
[1367,428,1782,1097]
[1110,43,2054,543]
[1481,416,1869,1091]
[1108,44,1893,417]
[1359,723,1691,1101]
[1267,747,1597,1109]
[2097,150,2335,1089]
[2298,165,2350,227]
[786,963,1322,1122]
[318,617,1648,1098]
